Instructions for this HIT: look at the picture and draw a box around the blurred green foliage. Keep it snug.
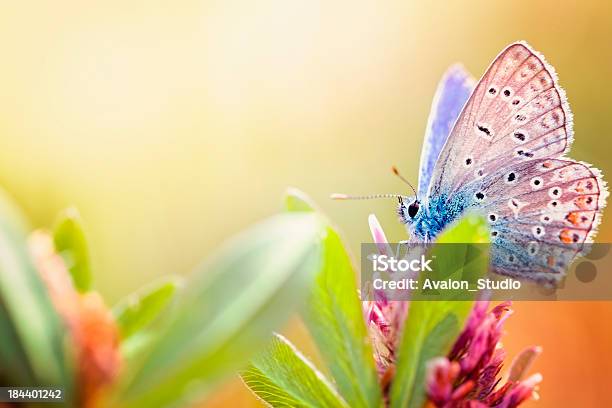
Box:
[0,190,74,402]
[117,212,325,407]
[0,188,330,407]
[113,276,182,341]
[53,208,92,293]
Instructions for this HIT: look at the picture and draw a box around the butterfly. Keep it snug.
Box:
[337,42,608,285]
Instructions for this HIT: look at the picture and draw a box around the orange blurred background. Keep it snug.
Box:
[0,1,611,406]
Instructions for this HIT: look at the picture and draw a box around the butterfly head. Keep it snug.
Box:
[397,196,420,224]
[391,166,421,224]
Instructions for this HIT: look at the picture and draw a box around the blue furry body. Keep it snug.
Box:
[407,193,471,242]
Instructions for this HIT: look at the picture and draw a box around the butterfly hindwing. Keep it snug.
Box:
[418,65,474,196]
[476,158,607,283]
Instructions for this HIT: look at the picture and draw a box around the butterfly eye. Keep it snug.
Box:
[408,201,420,218]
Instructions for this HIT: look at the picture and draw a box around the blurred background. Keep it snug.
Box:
[0,1,611,406]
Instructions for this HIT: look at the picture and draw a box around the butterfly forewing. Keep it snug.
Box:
[428,42,573,198]
[417,65,474,196]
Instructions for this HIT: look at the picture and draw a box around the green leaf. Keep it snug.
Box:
[285,189,381,407]
[119,213,324,407]
[390,301,469,408]
[53,207,92,292]
[436,213,490,245]
[0,188,73,397]
[241,334,349,408]
[120,332,156,367]
[390,215,489,408]
[304,229,381,408]
[287,189,381,408]
[0,301,36,385]
[285,187,317,212]
[113,276,182,340]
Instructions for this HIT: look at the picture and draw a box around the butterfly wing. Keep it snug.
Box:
[428,42,573,198]
[417,65,474,196]
[479,158,606,284]
[423,41,607,282]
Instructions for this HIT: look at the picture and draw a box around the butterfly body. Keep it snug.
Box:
[398,42,607,284]
[401,192,471,242]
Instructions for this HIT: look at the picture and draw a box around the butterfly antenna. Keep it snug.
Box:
[331,193,407,201]
[391,166,417,197]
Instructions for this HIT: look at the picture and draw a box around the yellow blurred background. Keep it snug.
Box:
[0,1,611,406]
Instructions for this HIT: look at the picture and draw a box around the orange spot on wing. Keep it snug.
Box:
[574,195,596,210]
[565,212,580,225]
[566,211,593,227]
[559,229,573,244]
[575,179,597,194]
